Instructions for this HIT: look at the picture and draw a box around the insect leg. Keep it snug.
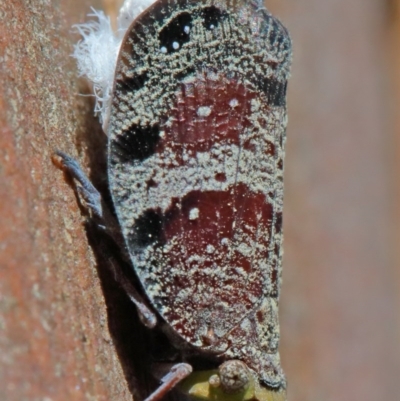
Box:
[144,363,193,401]
[52,150,157,329]
[53,151,103,217]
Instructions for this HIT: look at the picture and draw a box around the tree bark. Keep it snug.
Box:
[0,1,138,400]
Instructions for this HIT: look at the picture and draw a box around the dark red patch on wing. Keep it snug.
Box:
[165,73,258,151]
[152,72,275,169]
[155,184,273,341]
[163,184,272,255]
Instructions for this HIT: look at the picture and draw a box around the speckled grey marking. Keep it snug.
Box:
[107,0,291,391]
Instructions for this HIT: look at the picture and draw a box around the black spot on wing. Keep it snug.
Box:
[268,18,283,47]
[275,212,283,234]
[111,124,160,163]
[262,77,287,107]
[159,12,192,53]
[201,6,226,30]
[129,210,163,248]
[261,10,291,52]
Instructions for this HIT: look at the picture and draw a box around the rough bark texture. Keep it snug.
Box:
[1,1,400,401]
[0,1,138,400]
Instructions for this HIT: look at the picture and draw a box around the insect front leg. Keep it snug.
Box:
[144,363,193,401]
[52,150,157,328]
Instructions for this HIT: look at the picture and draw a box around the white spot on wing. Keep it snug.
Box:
[197,106,212,117]
[221,238,229,246]
[206,245,215,254]
[229,98,239,108]
[189,208,199,220]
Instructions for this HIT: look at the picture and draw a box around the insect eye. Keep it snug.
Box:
[201,6,225,30]
[216,361,251,394]
[159,12,192,53]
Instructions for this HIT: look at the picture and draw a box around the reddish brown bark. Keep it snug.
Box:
[0,1,136,400]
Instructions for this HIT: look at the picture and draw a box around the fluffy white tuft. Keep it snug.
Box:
[72,0,157,130]
[73,9,119,128]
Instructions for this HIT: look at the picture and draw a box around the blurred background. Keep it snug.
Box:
[0,0,399,400]
[273,1,400,400]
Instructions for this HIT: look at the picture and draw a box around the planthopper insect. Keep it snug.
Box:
[53,0,292,400]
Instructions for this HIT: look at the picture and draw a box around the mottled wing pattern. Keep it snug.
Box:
[108,0,291,389]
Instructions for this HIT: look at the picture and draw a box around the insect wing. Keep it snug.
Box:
[108,0,291,357]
